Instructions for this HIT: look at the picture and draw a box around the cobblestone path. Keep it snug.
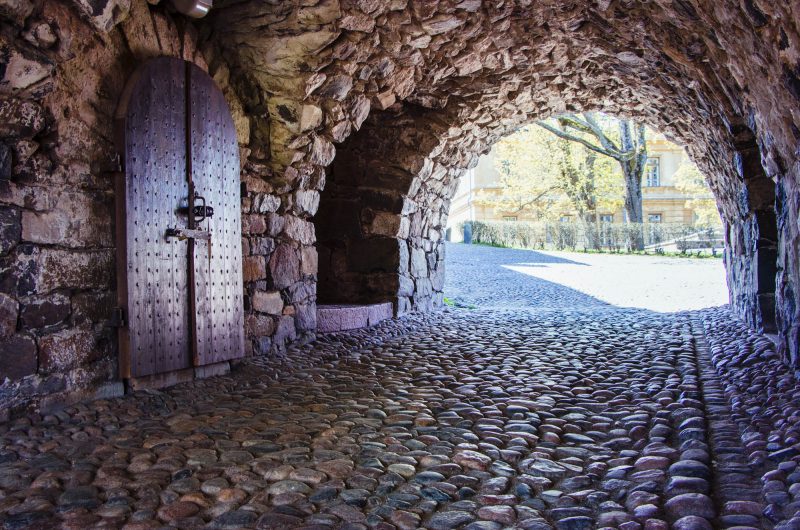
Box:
[1,245,797,529]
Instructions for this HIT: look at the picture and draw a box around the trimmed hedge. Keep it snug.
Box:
[465,220,722,253]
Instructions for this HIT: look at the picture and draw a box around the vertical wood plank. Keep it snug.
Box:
[188,64,212,366]
[116,58,192,377]
[189,63,245,366]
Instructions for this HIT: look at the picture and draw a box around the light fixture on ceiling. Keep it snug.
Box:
[172,0,213,18]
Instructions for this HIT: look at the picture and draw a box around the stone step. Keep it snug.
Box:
[317,303,394,333]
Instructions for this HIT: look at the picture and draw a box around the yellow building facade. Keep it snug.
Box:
[446,134,715,238]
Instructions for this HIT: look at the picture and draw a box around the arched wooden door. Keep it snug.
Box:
[114,57,244,379]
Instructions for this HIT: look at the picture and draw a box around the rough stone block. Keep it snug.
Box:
[0,333,36,380]
[288,279,315,303]
[0,41,54,92]
[0,293,18,338]
[398,274,415,297]
[300,104,323,131]
[410,247,428,277]
[71,290,114,325]
[243,256,266,282]
[38,327,104,373]
[252,291,284,315]
[252,194,281,214]
[283,215,315,245]
[20,292,70,329]
[294,302,316,332]
[396,296,411,316]
[245,314,275,338]
[0,0,35,25]
[68,0,131,32]
[367,302,393,324]
[320,305,365,332]
[246,214,267,235]
[316,306,342,333]
[0,205,21,256]
[415,277,433,298]
[265,213,285,237]
[272,315,297,351]
[316,303,393,333]
[0,143,11,180]
[253,336,271,356]
[251,236,276,256]
[301,246,318,276]
[366,210,403,237]
[293,190,320,216]
[31,248,113,295]
[269,244,300,289]
[20,192,112,249]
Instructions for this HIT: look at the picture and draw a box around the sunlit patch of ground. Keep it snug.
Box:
[444,243,728,312]
[503,250,728,312]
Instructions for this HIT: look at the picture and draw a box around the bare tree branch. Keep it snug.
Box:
[535,120,624,161]
[510,186,558,213]
[582,113,621,153]
[557,114,595,136]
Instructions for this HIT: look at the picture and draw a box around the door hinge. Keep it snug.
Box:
[110,307,126,328]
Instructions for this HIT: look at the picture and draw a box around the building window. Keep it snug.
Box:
[648,213,662,223]
[503,216,517,222]
[559,216,571,223]
[645,158,661,187]
[599,214,614,223]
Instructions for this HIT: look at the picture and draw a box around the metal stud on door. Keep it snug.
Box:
[115,57,244,380]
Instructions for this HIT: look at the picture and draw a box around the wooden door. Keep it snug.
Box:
[115,57,244,379]
[188,64,245,367]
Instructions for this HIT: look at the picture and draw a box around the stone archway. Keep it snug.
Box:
[2,0,800,413]
[212,3,799,365]
[313,100,777,320]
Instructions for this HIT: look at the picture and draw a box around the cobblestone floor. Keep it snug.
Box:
[0,244,796,529]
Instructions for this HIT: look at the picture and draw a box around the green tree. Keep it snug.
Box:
[478,125,623,249]
[475,125,563,219]
[537,113,648,249]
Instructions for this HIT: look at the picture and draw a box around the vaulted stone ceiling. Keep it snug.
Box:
[211,0,796,177]
[209,0,799,357]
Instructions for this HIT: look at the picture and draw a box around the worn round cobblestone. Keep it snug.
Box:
[0,244,784,528]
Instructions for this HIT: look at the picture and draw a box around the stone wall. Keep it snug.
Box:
[0,0,316,414]
[2,0,800,414]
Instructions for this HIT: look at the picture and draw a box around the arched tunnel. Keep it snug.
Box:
[1,1,800,528]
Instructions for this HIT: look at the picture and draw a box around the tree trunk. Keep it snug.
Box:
[619,119,647,250]
[621,161,643,222]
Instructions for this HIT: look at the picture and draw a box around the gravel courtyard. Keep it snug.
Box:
[1,244,797,530]
[443,244,728,312]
